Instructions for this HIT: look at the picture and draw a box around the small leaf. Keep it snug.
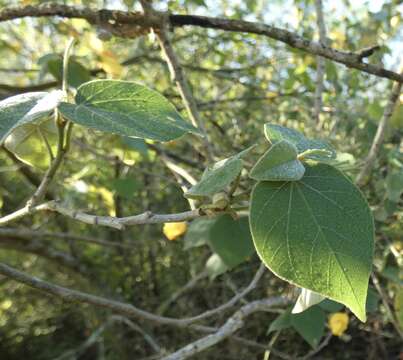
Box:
[366,287,380,313]
[291,306,326,348]
[0,91,63,145]
[208,215,255,268]
[250,163,374,322]
[185,157,242,199]
[249,140,305,181]
[267,309,292,334]
[184,217,216,250]
[185,147,255,199]
[394,288,403,329]
[292,288,325,314]
[38,54,91,88]
[58,80,201,142]
[110,178,140,199]
[386,170,403,202]
[264,124,335,161]
[121,137,149,156]
[319,299,344,312]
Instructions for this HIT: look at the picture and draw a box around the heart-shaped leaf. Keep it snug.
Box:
[0,91,63,145]
[250,163,374,321]
[264,124,335,161]
[57,80,202,142]
[249,140,305,181]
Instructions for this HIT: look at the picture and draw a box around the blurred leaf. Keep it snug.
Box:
[110,178,140,199]
[319,299,344,312]
[395,288,403,330]
[208,215,254,268]
[121,137,149,156]
[38,54,91,88]
[386,170,403,202]
[184,217,216,250]
[366,287,380,313]
[267,308,292,334]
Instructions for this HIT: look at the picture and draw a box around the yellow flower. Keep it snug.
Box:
[328,312,349,336]
[163,222,187,241]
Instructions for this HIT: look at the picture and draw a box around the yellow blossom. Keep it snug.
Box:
[163,222,187,241]
[328,312,349,336]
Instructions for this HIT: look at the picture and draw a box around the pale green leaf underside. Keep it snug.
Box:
[57,80,201,142]
[264,124,335,161]
[185,157,242,199]
[0,91,60,145]
[250,163,374,321]
[250,140,305,181]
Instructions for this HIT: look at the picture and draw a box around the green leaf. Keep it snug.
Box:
[208,215,255,268]
[250,163,374,322]
[0,91,62,145]
[250,140,305,181]
[291,306,326,348]
[38,54,91,88]
[110,178,140,199]
[121,137,149,156]
[366,287,380,313]
[205,253,229,280]
[184,217,216,250]
[185,157,242,199]
[57,80,201,142]
[319,299,344,312]
[267,309,292,334]
[264,124,335,161]
[381,266,403,286]
[185,146,255,199]
[386,170,403,202]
